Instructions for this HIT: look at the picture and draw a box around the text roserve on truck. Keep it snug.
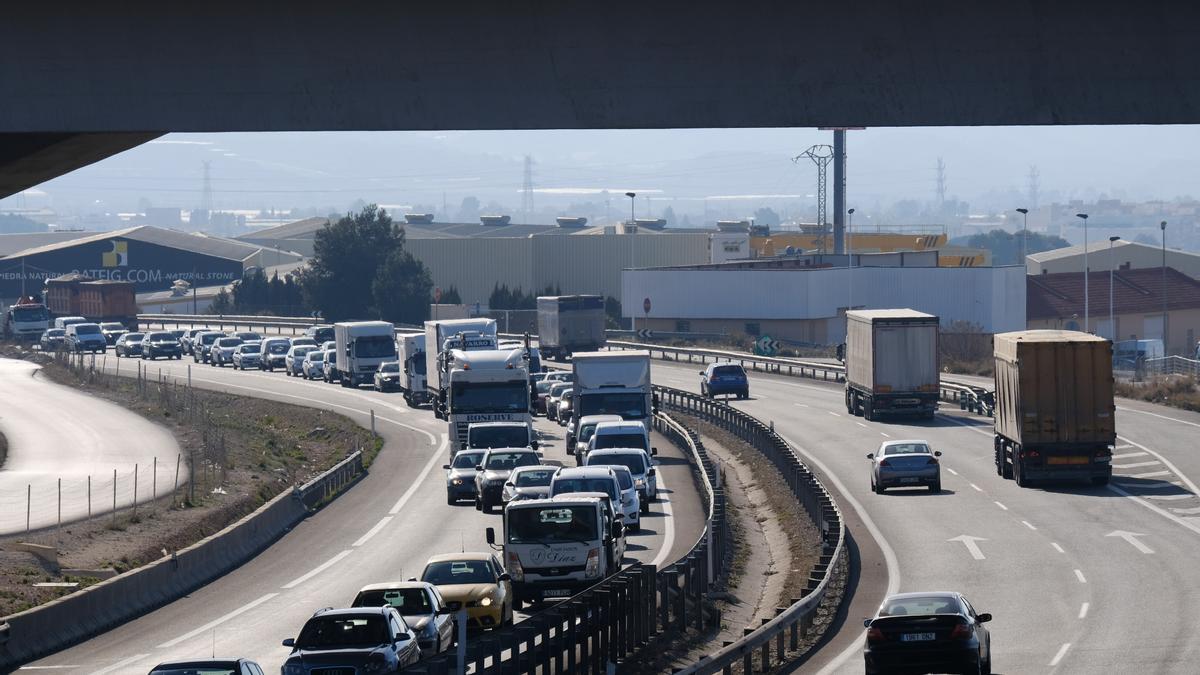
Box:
[442,348,531,451]
[334,321,397,388]
[570,351,653,426]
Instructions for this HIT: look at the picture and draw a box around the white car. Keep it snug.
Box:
[232,342,262,370]
[573,414,623,461]
[302,350,326,379]
[584,448,657,510]
[259,337,291,371]
[209,336,243,367]
[350,581,456,656]
[550,466,639,532]
[285,345,318,376]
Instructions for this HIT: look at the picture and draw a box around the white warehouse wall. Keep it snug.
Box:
[621,265,1026,333]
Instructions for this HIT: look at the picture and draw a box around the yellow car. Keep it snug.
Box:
[421,552,514,629]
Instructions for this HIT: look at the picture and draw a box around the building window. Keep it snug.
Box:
[675,320,691,333]
[745,322,761,337]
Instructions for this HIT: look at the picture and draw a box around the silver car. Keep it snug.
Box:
[868,440,942,494]
[501,465,558,504]
[444,449,486,505]
[351,581,456,656]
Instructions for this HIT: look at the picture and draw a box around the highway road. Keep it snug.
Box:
[0,357,181,535]
[645,358,1200,674]
[20,356,705,674]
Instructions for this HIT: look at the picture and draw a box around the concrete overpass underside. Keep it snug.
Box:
[2,1,1198,197]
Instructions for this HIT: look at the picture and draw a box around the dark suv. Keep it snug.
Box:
[282,606,421,673]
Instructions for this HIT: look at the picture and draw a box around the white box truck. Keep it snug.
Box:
[486,494,626,608]
[442,347,532,450]
[537,295,606,361]
[843,309,940,421]
[570,351,653,426]
[334,321,397,388]
[396,332,429,407]
[425,318,499,399]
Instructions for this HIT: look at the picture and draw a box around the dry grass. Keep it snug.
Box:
[1116,376,1200,413]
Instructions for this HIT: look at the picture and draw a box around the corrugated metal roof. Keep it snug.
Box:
[1026,267,1200,319]
[1028,240,1199,263]
[2,225,288,262]
[0,231,95,256]
[236,217,329,241]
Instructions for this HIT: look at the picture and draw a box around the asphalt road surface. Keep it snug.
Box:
[21,355,705,673]
[0,357,181,535]
[647,358,1200,674]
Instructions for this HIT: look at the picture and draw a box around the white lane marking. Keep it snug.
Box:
[1116,405,1200,429]
[856,422,867,428]
[1111,451,1148,459]
[90,654,151,675]
[946,468,959,476]
[282,550,353,589]
[1115,444,1134,450]
[1112,460,1159,469]
[390,435,450,515]
[879,432,890,438]
[1170,506,1200,515]
[648,468,675,568]
[796,430,901,675]
[794,403,809,408]
[1117,435,1200,497]
[1078,602,1089,619]
[969,483,982,492]
[1074,569,1087,583]
[1051,542,1065,553]
[1143,493,1194,501]
[1115,479,1181,489]
[1129,471,1172,480]
[993,501,1008,510]
[1022,520,1037,530]
[947,534,987,560]
[354,516,394,547]
[828,411,841,417]
[1050,642,1072,666]
[157,593,279,648]
[19,667,83,671]
[1105,530,1154,554]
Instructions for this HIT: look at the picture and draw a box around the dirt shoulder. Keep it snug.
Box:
[1117,376,1200,413]
[0,347,378,617]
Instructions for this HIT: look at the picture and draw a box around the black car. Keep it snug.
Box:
[142,331,183,360]
[114,332,146,358]
[864,591,992,675]
[148,658,265,675]
[282,606,421,673]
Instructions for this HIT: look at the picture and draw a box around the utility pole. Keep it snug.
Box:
[1077,213,1090,332]
[1161,221,1168,354]
[847,208,855,312]
[1015,208,1029,267]
[625,192,636,224]
[1109,236,1120,340]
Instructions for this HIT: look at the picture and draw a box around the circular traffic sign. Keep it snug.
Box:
[643,297,651,314]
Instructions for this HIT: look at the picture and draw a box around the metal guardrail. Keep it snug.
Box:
[1143,355,1200,378]
[295,450,366,510]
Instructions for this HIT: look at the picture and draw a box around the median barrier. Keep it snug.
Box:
[0,451,364,669]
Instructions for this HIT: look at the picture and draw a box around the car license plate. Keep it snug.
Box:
[1047,456,1089,465]
[900,477,920,483]
[543,589,571,598]
[901,632,935,642]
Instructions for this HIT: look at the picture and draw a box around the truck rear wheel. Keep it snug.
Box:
[863,399,875,422]
[1013,454,1027,487]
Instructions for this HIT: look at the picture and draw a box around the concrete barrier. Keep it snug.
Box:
[0,485,308,668]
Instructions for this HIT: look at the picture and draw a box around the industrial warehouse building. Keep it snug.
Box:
[1027,240,1200,279]
[240,215,713,303]
[0,225,304,303]
[621,254,1025,345]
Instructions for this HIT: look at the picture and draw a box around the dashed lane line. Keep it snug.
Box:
[1022,520,1037,530]
[1074,569,1087,583]
[994,501,1008,511]
[1079,602,1089,619]
[969,483,983,492]
[946,468,959,476]
[282,549,353,589]
[1049,642,1072,667]
[879,432,890,438]
[1051,542,1065,553]
[156,593,279,648]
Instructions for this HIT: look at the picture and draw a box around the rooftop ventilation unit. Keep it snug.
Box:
[716,220,751,232]
[404,213,435,224]
[480,215,511,226]
[555,216,588,228]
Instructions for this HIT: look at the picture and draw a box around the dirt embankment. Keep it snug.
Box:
[0,347,379,617]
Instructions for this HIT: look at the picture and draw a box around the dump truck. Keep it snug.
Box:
[44,274,137,329]
[992,330,1114,487]
[843,309,940,421]
[537,295,606,360]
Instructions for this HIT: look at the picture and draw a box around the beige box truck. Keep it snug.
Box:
[992,330,1114,486]
[844,309,940,421]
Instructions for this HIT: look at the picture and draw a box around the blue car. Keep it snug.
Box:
[700,363,749,399]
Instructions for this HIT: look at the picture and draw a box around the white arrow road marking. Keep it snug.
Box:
[948,535,988,560]
[1106,530,1155,554]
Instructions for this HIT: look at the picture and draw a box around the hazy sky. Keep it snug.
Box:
[8,125,1200,219]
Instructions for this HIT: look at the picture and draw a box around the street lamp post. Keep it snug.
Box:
[1161,221,1168,354]
[1015,208,1029,266]
[1109,236,1120,340]
[847,208,855,311]
[625,192,636,224]
[1076,213,1090,331]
